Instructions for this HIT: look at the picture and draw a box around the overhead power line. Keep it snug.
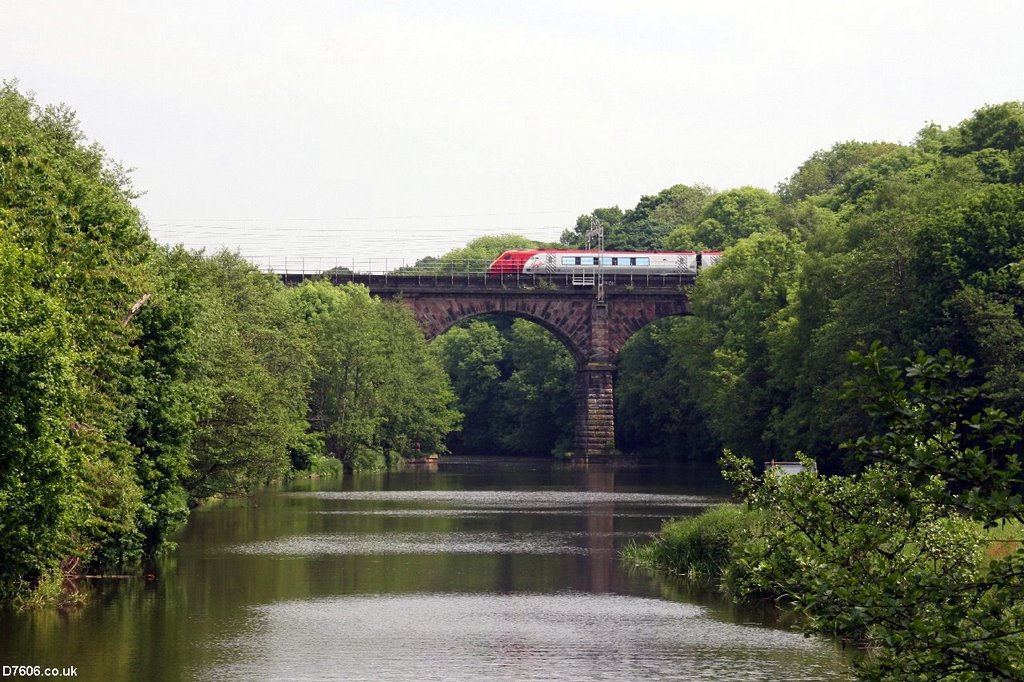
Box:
[147,208,577,223]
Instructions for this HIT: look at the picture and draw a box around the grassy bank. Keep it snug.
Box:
[621,505,762,583]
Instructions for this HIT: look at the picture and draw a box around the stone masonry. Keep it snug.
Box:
[385,284,691,456]
[284,274,693,456]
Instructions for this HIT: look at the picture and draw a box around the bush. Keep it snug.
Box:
[622,504,761,582]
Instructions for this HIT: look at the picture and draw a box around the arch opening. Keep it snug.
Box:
[424,307,586,366]
[432,313,576,456]
[614,316,717,459]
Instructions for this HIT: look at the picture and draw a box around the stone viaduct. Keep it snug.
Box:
[281,271,694,456]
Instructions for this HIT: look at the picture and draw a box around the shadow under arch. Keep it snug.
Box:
[431,311,577,456]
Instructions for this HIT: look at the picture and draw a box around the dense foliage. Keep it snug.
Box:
[720,347,1024,679]
[555,102,1024,468]
[628,347,1024,677]
[433,316,575,455]
[0,84,459,602]
[571,103,1024,676]
[292,281,460,469]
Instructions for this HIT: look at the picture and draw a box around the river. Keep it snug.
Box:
[0,457,852,680]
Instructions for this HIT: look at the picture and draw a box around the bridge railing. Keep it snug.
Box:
[277,269,695,290]
[256,256,702,291]
[255,257,696,287]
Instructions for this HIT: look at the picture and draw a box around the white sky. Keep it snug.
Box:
[5,1,1024,269]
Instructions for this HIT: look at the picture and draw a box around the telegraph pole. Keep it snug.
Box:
[585,217,605,305]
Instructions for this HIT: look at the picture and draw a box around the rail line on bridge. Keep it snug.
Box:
[278,271,696,292]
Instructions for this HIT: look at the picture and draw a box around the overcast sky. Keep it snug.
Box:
[6,1,1024,269]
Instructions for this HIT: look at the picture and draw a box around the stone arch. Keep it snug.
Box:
[376,287,692,456]
[431,310,586,365]
[605,297,691,361]
[400,295,591,365]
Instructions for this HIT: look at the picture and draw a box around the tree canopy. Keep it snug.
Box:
[0,83,462,602]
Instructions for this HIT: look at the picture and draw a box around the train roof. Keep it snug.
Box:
[520,249,699,255]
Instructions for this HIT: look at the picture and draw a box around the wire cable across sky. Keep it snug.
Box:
[145,211,575,269]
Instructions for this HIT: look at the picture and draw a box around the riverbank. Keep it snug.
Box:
[624,499,1024,679]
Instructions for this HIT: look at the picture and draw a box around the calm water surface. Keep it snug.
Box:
[1,457,852,680]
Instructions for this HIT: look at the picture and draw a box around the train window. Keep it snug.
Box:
[637,257,650,266]
[590,257,599,265]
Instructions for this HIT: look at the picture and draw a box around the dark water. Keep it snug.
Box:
[1,457,852,680]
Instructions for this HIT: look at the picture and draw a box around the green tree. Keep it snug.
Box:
[943,102,1024,156]
[683,230,804,459]
[768,150,985,466]
[724,346,1024,679]
[0,82,155,566]
[432,320,508,454]
[125,252,200,550]
[500,320,574,454]
[292,281,459,469]
[617,184,714,251]
[560,207,624,248]
[910,185,1024,405]
[432,316,575,456]
[615,318,718,458]
[777,140,903,204]
[175,250,311,499]
[0,238,78,599]
[565,185,714,252]
[667,186,779,251]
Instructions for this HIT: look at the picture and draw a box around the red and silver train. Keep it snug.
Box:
[487,249,722,277]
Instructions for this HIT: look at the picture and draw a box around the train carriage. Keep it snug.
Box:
[487,249,721,278]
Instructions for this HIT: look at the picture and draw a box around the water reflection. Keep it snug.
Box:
[227,531,597,555]
[578,465,616,593]
[290,490,711,507]
[0,458,852,681]
[203,593,844,682]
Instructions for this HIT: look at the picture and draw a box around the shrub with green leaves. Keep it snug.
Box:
[622,505,761,582]
[722,346,1024,680]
